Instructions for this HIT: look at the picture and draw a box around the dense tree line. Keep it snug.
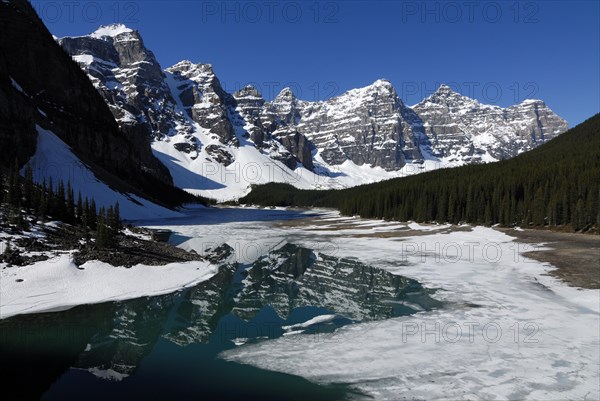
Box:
[0,162,121,248]
[241,114,600,232]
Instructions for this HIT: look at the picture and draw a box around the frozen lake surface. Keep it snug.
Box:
[1,207,598,400]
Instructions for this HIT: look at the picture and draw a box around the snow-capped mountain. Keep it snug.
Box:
[59,25,183,139]
[59,24,568,200]
[412,84,568,163]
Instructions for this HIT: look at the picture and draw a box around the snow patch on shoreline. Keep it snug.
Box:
[0,254,217,320]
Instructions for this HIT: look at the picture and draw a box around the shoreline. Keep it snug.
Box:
[495,227,600,289]
[278,212,600,290]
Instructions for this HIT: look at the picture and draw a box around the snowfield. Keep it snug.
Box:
[26,126,183,220]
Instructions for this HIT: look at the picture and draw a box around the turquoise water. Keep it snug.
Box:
[0,230,442,400]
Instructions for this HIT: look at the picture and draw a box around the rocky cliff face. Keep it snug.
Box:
[59,26,182,141]
[264,80,417,170]
[412,84,568,163]
[166,61,236,144]
[58,24,568,199]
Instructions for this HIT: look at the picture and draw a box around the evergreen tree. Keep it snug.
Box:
[95,206,116,249]
[89,199,97,229]
[76,192,83,222]
[23,163,34,209]
[111,202,121,234]
[96,207,107,248]
[7,160,21,208]
[39,180,47,222]
[56,180,66,220]
[47,177,54,218]
[66,181,75,223]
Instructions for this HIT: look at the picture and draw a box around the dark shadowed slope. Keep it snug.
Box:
[0,0,204,207]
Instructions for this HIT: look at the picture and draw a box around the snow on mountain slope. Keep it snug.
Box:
[59,25,569,201]
[90,24,133,39]
[26,126,182,219]
[412,84,568,162]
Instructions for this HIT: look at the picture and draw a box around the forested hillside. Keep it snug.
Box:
[240,114,600,232]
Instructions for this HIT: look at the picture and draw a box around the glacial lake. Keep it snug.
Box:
[0,208,443,400]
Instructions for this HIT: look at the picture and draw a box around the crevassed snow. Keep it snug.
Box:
[0,254,217,320]
[26,126,182,220]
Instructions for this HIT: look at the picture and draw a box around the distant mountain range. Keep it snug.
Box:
[239,113,600,232]
[0,1,568,206]
[57,23,568,200]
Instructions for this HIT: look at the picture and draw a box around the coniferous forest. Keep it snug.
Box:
[240,114,600,233]
[0,161,121,249]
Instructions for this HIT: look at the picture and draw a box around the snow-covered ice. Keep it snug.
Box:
[282,314,338,332]
[90,24,133,39]
[189,211,599,401]
[1,206,597,400]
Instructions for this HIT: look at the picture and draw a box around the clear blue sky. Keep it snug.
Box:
[36,0,599,126]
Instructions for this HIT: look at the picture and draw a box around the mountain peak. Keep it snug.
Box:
[167,60,214,77]
[234,85,263,98]
[417,83,478,107]
[90,24,134,40]
[435,83,456,95]
[361,79,395,93]
[275,87,295,101]
[519,98,545,106]
[169,60,195,70]
[372,78,393,88]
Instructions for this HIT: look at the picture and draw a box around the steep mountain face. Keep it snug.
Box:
[263,80,421,170]
[412,84,568,163]
[58,25,183,141]
[0,4,171,185]
[59,24,568,200]
[166,61,236,145]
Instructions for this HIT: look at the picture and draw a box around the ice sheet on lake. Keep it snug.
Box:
[151,210,597,401]
[92,207,600,400]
